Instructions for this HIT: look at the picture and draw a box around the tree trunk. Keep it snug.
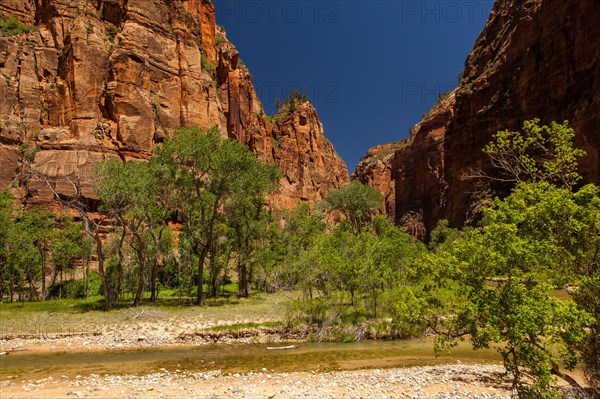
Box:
[131,230,147,306]
[197,245,209,306]
[94,235,111,311]
[149,226,166,302]
[84,256,89,299]
[150,261,157,302]
[40,249,46,301]
[116,227,126,302]
[209,249,218,298]
[239,259,249,298]
[133,256,145,306]
[27,276,38,301]
[48,268,58,299]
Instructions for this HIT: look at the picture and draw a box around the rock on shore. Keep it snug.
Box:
[1,364,511,399]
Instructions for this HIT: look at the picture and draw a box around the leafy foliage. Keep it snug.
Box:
[0,15,34,37]
[201,53,216,75]
[322,182,383,233]
[152,127,280,305]
[3,117,599,399]
[429,182,599,397]
[483,119,586,189]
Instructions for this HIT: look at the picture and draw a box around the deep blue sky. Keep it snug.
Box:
[214,1,493,172]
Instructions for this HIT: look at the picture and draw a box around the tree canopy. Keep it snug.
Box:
[323,181,383,233]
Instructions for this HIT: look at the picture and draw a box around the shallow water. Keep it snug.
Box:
[0,339,501,380]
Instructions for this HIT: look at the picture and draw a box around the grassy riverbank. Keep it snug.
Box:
[0,291,292,349]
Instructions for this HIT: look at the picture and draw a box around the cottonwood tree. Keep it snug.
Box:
[95,159,174,304]
[3,209,44,301]
[323,182,383,233]
[49,218,88,299]
[464,119,586,190]
[432,182,599,398]
[0,191,13,301]
[223,161,281,297]
[155,127,280,305]
[259,203,326,294]
[33,154,114,310]
[433,121,600,398]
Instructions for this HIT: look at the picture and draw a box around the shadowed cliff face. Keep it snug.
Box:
[0,0,348,206]
[355,0,600,237]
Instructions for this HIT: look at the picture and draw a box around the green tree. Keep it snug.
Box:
[206,225,234,298]
[573,273,600,394]
[5,224,40,301]
[0,191,13,301]
[36,159,114,310]
[156,127,279,305]
[432,182,599,398]
[49,218,87,299]
[478,119,586,189]
[441,121,600,396]
[223,159,280,297]
[260,203,326,293]
[96,158,174,304]
[323,182,383,233]
[2,207,53,301]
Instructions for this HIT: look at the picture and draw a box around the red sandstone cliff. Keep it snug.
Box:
[271,101,349,208]
[355,0,600,235]
[0,0,348,207]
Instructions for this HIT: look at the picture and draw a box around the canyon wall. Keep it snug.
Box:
[355,0,600,236]
[0,0,348,207]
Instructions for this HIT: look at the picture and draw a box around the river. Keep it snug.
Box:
[0,339,501,380]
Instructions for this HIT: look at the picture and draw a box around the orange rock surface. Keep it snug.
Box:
[0,0,348,207]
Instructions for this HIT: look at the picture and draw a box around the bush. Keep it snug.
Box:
[0,16,34,37]
[201,53,216,75]
[46,272,102,299]
[215,34,226,44]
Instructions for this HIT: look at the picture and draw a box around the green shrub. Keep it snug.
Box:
[18,142,40,163]
[201,53,216,75]
[207,321,282,332]
[0,15,34,37]
[47,272,102,299]
[105,24,117,42]
[215,34,226,44]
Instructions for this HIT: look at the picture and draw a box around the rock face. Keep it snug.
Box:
[354,0,600,235]
[353,93,455,240]
[0,0,348,206]
[271,101,349,208]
